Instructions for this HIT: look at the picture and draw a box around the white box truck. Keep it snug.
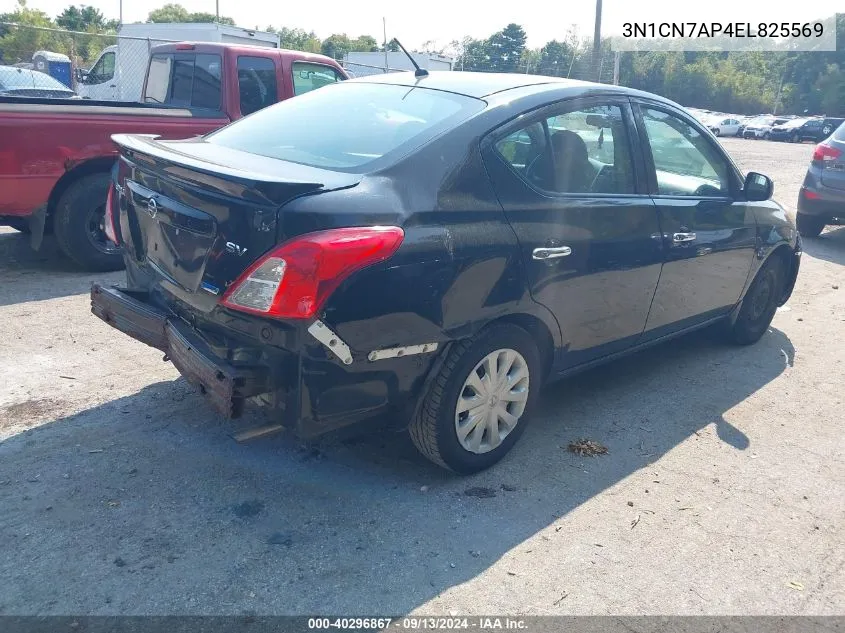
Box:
[77,22,280,101]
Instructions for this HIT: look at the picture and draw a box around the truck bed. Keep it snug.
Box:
[0,96,224,118]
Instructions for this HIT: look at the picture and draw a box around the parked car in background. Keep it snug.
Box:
[797,121,845,237]
[769,118,811,142]
[0,66,77,98]
[817,117,845,140]
[0,43,346,271]
[708,115,743,137]
[743,116,788,139]
[91,72,801,473]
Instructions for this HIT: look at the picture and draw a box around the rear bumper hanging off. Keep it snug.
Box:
[90,284,268,418]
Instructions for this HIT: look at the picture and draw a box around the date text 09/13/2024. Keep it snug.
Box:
[307,617,529,630]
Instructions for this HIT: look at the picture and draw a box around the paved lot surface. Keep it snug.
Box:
[0,138,843,616]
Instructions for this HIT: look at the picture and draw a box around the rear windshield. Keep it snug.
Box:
[833,122,845,141]
[0,67,70,91]
[205,82,485,171]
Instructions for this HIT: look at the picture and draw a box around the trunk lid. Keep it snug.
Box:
[113,133,361,311]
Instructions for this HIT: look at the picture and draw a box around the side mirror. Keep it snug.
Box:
[744,172,773,201]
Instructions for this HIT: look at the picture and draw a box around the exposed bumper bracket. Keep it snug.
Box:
[368,343,439,362]
[307,320,353,365]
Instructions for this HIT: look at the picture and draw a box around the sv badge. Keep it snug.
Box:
[225,242,248,256]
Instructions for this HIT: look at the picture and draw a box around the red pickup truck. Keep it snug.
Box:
[0,42,347,270]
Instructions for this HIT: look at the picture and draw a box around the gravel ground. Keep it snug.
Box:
[0,138,843,616]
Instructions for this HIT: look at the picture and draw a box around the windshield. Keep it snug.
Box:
[206,82,485,171]
[0,67,71,91]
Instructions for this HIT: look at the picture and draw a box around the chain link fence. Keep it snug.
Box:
[0,23,174,99]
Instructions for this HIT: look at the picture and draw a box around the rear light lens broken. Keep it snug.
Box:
[812,143,841,162]
[221,226,405,320]
[104,183,119,245]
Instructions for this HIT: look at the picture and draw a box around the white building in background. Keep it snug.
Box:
[343,51,454,77]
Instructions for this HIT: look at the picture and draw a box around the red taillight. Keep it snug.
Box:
[175,44,195,50]
[104,183,119,245]
[812,143,841,162]
[221,226,405,320]
[802,188,821,200]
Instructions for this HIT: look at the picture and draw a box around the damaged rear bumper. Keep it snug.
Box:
[91,284,268,418]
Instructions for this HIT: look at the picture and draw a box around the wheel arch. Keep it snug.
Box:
[47,157,115,221]
[480,312,557,382]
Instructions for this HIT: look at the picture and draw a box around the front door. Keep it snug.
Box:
[634,102,757,337]
[482,98,664,369]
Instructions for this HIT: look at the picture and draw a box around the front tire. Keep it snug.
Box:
[727,256,786,346]
[53,173,124,272]
[409,324,542,474]
[796,212,826,238]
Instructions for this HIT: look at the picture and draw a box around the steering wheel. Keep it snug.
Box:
[693,184,723,197]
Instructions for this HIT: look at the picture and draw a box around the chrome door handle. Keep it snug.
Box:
[673,232,697,244]
[532,246,572,260]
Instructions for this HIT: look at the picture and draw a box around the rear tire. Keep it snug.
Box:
[791,132,800,143]
[727,256,786,346]
[53,173,124,272]
[409,324,542,474]
[796,213,826,238]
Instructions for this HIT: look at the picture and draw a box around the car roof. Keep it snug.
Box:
[350,71,598,99]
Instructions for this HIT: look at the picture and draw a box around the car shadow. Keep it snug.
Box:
[801,226,845,266]
[0,326,794,615]
[0,229,123,307]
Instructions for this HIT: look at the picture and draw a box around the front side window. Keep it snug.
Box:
[292,62,343,96]
[495,103,635,195]
[640,106,731,197]
[238,56,278,116]
[88,51,115,84]
[207,82,483,171]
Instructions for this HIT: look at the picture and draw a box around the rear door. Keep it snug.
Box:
[819,123,845,191]
[482,97,664,369]
[633,101,756,337]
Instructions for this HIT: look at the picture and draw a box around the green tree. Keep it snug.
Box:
[536,39,574,76]
[56,5,106,31]
[486,23,526,72]
[147,4,235,25]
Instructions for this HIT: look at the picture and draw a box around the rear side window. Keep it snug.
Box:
[495,104,635,195]
[206,82,483,171]
[237,56,278,116]
[144,53,221,110]
[292,62,343,96]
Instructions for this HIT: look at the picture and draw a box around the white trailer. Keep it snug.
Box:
[77,23,280,102]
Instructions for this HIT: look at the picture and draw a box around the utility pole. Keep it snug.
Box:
[216,0,220,23]
[119,0,123,25]
[593,0,602,81]
[383,18,388,73]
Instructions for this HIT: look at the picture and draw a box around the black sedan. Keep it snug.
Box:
[92,72,801,473]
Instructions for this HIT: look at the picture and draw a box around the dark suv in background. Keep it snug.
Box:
[797,121,845,236]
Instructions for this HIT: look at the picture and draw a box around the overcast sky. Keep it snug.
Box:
[1,0,840,49]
